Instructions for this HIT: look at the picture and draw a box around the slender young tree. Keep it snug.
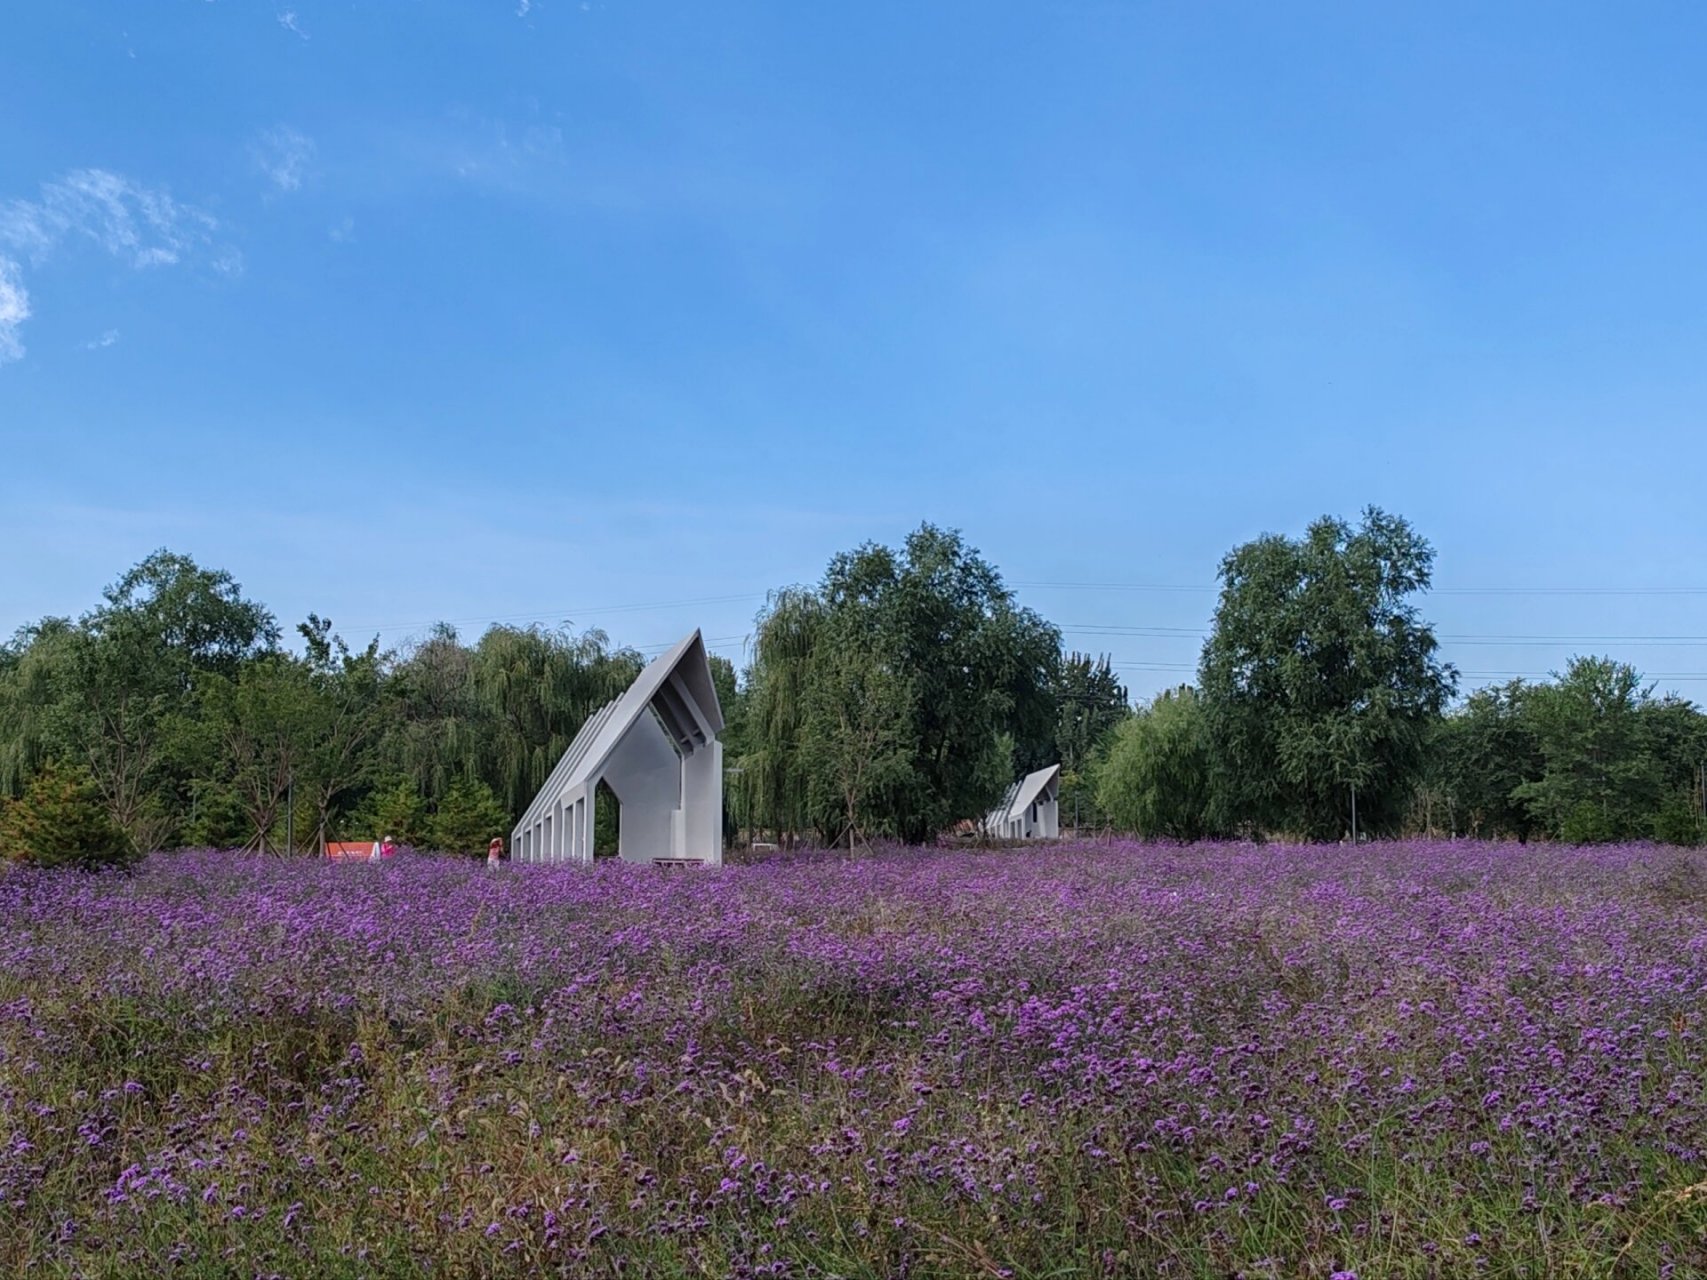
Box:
[297,615,387,853]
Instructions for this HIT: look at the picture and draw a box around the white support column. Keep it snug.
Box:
[680,739,723,865]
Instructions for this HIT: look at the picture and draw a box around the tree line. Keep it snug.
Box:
[3,512,1704,863]
[1095,512,1707,844]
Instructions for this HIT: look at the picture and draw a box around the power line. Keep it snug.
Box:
[1100,659,1707,684]
[318,584,1707,692]
[340,592,768,636]
[635,634,748,655]
[114,573,1707,645]
[1017,580,1707,596]
[1061,624,1707,646]
[339,578,1707,639]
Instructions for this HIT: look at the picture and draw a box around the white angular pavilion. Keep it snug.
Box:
[984,763,1062,840]
[512,630,725,867]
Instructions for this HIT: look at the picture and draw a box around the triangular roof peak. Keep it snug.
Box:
[1009,763,1061,817]
[513,629,724,835]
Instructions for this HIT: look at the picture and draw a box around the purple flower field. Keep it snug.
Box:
[4,840,1707,1277]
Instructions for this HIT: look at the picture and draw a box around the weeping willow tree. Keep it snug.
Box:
[0,620,74,799]
[470,625,643,818]
[381,623,643,821]
[382,623,482,806]
[736,589,825,844]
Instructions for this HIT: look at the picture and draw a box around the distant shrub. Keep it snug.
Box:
[351,776,429,847]
[0,763,138,871]
[1558,800,1620,844]
[428,778,509,856]
[1652,793,1706,847]
[180,779,249,849]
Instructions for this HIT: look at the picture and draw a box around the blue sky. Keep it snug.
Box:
[4,2,1707,700]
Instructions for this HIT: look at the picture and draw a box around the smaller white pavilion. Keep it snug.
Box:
[984,763,1062,840]
[512,630,724,867]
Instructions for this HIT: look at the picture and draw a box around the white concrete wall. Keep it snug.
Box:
[602,719,683,863]
[1038,793,1060,838]
[681,738,723,864]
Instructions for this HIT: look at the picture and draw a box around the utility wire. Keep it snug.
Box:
[1016,580,1707,596]
[340,592,768,635]
[334,580,1707,639]
[1061,624,1707,646]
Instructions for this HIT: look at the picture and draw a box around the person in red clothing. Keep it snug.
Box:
[370,834,398,861]
[487,836,504,868]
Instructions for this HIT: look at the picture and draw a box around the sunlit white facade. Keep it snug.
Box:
[512,630,724,866]
[984,763,1061,840]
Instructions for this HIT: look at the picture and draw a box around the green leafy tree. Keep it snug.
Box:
[101,550,280,683]
[378,622,642,825]
[706,654,745,843]
[1096,686,1218,839]
[1641,695,1707,843]
[468,624,643,818]
[429,777,509,855]
[0,762,137,871]
[1651,792,1705,847]
[819,525,1061,842]
[0,619,76,799]
[1199,508,1456,839]
[1054,652,1128,830]
[352,776,428,847]
[737,589,827,844]
[380,623,483,806]
[800,619,917,848]
[742,526,1061,844]
[201,654,321,852]
[707,654,741,728]
[180,779,250,848]
[1514,657,1664,842]
[0,552,275,851]
[1435,681,1544,839]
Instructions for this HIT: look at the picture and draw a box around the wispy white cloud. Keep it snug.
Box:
[212,245,245,277]
[277,9,308,39]
[0,169,218,269]
[252,126,315,193]
[0,259,30,364]
[84,329,120,351]
[516,0,531,15]
[0,169,230,366]
[328,216,354,243]
[434,108,568,193]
